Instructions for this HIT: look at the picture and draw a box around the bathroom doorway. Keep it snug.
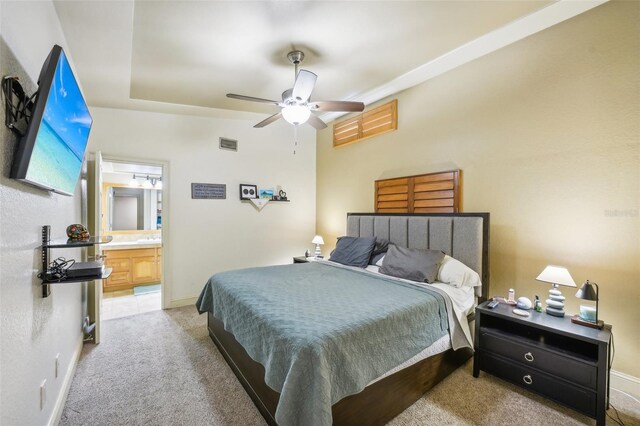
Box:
[98,158,164,320]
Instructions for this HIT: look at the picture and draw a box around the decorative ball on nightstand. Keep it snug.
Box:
[516,297,532,310]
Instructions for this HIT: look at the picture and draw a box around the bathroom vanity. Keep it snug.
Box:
[102,243,162,291]
[101,181,163,291]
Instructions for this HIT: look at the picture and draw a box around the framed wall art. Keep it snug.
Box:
[259,188,274,199]
[239,184,258,200]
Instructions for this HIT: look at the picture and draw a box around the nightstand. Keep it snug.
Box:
[473,301,611,425]
[293,256,311,263]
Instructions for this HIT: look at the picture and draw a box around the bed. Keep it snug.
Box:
[197,213,489,425]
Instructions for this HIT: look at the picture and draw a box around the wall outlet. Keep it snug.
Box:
[40,379,46,410]
[55,353,60,379]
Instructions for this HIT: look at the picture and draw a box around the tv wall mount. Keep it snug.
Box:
[1,76,37,137]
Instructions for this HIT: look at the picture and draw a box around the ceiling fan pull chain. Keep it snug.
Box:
[293,126,298,155]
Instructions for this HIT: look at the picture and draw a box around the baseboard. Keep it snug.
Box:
[49,334,83,426]
[166,296,198,309]
[610,369,640,399]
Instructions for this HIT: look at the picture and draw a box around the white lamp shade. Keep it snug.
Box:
[536,265,576,287]
[311,235,324,245]
[282,105,311,125]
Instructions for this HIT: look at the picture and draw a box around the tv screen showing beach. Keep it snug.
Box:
[25,50,92,195]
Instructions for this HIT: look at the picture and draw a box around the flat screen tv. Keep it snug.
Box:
[10,44,92,196]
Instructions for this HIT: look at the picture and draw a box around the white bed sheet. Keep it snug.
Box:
[359,263,478,385]
[368,333,452,385]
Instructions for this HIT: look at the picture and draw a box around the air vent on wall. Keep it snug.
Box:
[219,137,238,151]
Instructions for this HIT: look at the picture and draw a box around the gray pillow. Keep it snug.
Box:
[329,236,377,268]
[379,245,445,283]
[369,238,390,265]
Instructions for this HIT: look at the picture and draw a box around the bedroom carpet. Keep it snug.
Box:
[61,306,640,426]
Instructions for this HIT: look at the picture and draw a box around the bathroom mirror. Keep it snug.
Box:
[103,184,162,232]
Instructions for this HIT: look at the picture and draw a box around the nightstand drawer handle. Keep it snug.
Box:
[524,352,534,362]
[523,375,533,385]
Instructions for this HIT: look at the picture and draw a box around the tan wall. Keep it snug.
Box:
[316,2,639,377]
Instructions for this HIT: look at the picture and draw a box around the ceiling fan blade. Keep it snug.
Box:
[306,114,327,130]
[291,70,317,102]
[254,112,282,128]
[310,100,365,112]
[227,93,280,106]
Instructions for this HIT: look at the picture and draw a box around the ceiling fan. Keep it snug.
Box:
[227,51,365,129]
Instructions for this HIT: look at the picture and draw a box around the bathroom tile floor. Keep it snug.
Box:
[102,288,161,320]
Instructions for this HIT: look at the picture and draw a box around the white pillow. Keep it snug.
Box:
[437,255,481,288]
[375,255,385,267]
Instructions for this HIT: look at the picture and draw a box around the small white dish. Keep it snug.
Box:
[512,308,530,317]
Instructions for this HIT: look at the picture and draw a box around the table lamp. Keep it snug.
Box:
[312,235,324,258]
[536,265,576,317]
[571,280,604,329]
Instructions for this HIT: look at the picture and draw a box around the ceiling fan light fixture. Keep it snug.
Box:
[227,50,362,129]
[282,105,311,125]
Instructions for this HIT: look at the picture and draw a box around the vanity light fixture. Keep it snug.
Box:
[131,173,162,189]
[129,174,140,187]
[149,176,162,190]
[142,175,153,189]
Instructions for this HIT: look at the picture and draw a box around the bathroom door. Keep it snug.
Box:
[87,151,104,343]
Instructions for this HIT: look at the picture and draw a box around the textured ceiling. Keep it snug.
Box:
[55,1,555,118]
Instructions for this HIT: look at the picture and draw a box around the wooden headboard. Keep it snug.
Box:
[375,170,461,214]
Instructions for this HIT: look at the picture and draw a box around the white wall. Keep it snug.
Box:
[0,2,84,424]
[88,107,316,304]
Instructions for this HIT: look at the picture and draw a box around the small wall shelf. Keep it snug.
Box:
[40,225,113,298]
[245,198,290,211]
[43,235,113,248]
[41,270,113,286]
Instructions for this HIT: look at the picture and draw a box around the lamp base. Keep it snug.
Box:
[571,315,604,329]
[545,307,565,317]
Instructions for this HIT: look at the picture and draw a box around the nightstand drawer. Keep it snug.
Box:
[480,352,596,417]
[480,328,597,389]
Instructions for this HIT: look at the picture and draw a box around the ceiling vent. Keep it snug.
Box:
[219,137,238,152]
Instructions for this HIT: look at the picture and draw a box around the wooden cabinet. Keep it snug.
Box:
[130,249,157,284]
[103,247,162,291]
[157,247,162,282]
[473,301,611,425]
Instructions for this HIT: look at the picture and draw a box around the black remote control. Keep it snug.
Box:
[487,299,499,309]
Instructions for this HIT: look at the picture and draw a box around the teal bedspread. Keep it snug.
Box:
[196,261,449,426]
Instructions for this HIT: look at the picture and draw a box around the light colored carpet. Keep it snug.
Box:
[61,306,640,426]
